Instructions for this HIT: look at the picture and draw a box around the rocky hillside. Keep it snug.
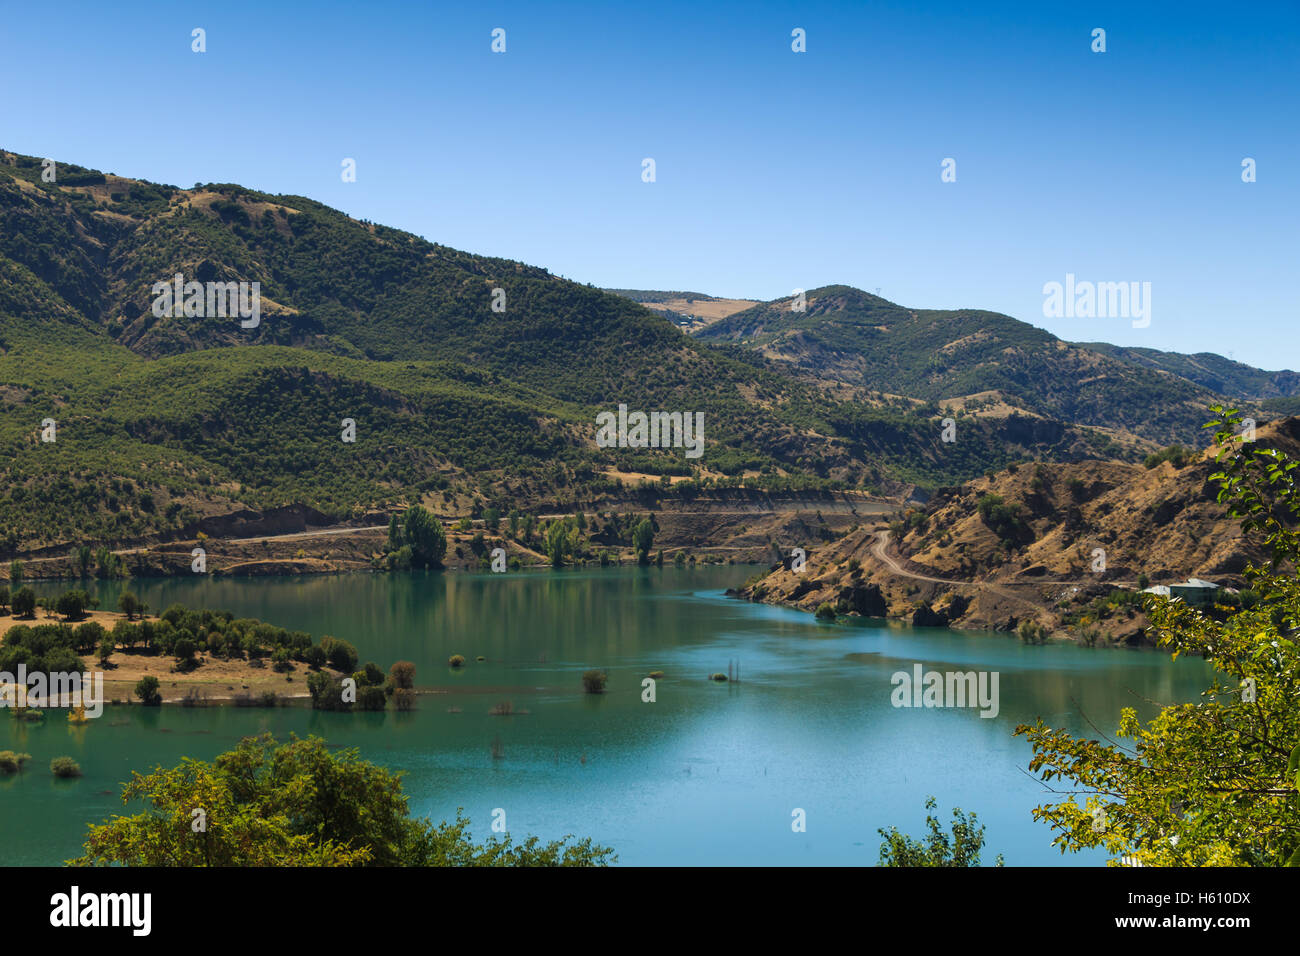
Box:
[735,418,1300,644]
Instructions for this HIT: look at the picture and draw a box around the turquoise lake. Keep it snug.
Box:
[0,566,1213,866]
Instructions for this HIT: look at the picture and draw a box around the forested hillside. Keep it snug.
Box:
[697,285,1269,445]
[0,150,1133,555]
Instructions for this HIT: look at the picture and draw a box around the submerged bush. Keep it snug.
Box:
[0,751,32,774]
[51,757,82,778]
[581,670,607,693]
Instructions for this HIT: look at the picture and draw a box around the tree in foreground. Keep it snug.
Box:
[878,796,1004,866]
[1017,408,1300,866]
[70,734,615,867]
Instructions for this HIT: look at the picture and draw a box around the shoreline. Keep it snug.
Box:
[0,607,349,707]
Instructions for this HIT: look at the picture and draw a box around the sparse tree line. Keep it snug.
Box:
[379,503,660,570]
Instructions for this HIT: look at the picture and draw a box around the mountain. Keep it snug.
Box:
[696,284,1271,447]
[0,149,1123,555]
[738,417,1300,642]
[1077,342,1300,402]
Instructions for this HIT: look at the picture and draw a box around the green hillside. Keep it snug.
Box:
[1077,342,1300,401]
[696,285,1253,445]
[0,150,1145,555]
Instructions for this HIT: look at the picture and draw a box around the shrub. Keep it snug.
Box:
[709,672,729,682]
[582,670,607,693]
[306,671,352,711]
[134,675,162,706]
[51,757,82,778]
[319,636,358,672]
[976,494,1030,545]
[304,644,327,670]
[358,685,387,711]
[0,751,32,774]
[815,602,837,620]
[1017,620,1049,645]
[389,661,416,689]
[448,654,465,668]
[1144,444,1193,470]
[878,796,1003,866]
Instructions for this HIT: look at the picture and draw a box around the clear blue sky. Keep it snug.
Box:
[3,0,1297,367]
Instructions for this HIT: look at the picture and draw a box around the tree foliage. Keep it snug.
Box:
[878,796,1004,866]
[1016,407,1300,866]
[71,734,614,867]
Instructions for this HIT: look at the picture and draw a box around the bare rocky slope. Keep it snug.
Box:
[735,418,1300,645]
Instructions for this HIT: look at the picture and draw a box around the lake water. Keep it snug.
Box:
[1,566,1213,866]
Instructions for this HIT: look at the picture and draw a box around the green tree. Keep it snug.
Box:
[56,589,93,621]
[11,587,36,618]
[9,560,23,587]
[1017,407,1300,866]
[94,546,122,579]
[389,660,416,690]
[70,735,614,866]
[134,675,162,706]
[878,796,1004,866]
[401,505,446,567]
[546,518,578,567]
[632,518,654,565]
[320,635,358,672]
[118,591,142,620]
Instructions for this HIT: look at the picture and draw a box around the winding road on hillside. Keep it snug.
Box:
[870,529,1054,613]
